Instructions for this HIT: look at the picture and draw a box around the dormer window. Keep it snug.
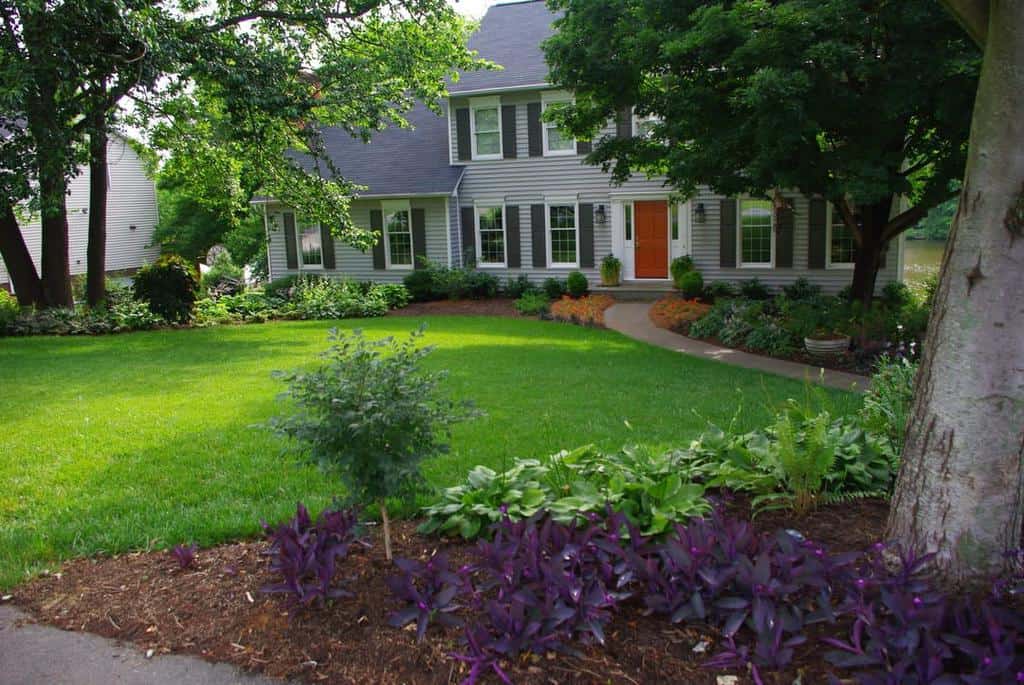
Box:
[542,91,576,156]
[470,96,502,160]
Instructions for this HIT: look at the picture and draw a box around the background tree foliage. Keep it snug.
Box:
[543,0,979,302]
[0,0,482,307]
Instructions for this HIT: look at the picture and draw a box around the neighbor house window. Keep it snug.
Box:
[298,219,323,268]
[828,204,857,267]
[548,203,579,267]
[624,204,633,242]
[476,205,506,266]
[738,199,774,267]
[542,92,576,156]
[384,205,413,269]
[470,97,501,160]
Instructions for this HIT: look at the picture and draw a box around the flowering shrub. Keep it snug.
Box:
[649,297,711,331]
[548,294,615,326]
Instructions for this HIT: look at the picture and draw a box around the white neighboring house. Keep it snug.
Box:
[0,135,160,294]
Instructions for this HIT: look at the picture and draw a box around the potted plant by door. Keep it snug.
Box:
[600,253,622,286]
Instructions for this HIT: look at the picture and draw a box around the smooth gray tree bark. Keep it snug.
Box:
[887,0,1024,587]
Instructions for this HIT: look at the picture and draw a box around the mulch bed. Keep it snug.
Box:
[388,299,520,318]
[10,499,890,685]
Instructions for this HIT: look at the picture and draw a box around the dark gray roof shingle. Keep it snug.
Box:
[450,0,556,94]
[293,103,464,197]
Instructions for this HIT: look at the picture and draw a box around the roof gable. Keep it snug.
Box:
[450,0,557,94]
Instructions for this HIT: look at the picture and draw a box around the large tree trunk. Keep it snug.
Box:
[886,1,1024,587]
[848,198,893,307]
[38,167,74,308]
[0,204,46,307]
[86,115,108,307]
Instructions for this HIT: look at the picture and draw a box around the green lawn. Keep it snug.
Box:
[0,316,856,588]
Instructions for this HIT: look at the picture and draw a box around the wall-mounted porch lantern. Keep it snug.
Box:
[693,202,706,224]
[595,204,608,224]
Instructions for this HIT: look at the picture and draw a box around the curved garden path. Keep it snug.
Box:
[604,302,868,392]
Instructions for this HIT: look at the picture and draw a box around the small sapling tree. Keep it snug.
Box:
[269,326,479,559]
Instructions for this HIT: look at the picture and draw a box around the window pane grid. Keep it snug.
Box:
[830,208,857,264]
[740,200,772,265]
[474,107,500,156]
[625,205,633,241]
[386,211,412,267]
[549,205,577,264]
[478,206,505,264]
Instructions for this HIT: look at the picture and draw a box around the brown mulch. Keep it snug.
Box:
[388,298,520,318]
[12,501,890,685]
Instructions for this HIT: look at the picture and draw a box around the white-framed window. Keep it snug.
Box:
[624,203,634,244]
[737,198,774,268]
[547,201,579,268]
[297,218,324,268]
[541,91,576,156]
[827,203,857,268]
[470,96,502,160]
[475,204,506,267]
[382,200,413,270]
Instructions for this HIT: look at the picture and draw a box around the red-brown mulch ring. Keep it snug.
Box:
[13,500,890,685]
[388,298,520,318]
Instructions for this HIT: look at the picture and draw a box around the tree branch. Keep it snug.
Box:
[881,189,960,243]
[938,0,989,48]
[199,8,366,34]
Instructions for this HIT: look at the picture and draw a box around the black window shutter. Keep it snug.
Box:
[412,208,427,269]
[576,140,592,155]
[775,204,794,268]
[456,108,471,161]
[460,206,476,267]
[527,102,543,157]
[320,223,336,269]
[370,209,386,270]
[505,205,521,268]
[283,212,298,269]
[719,199,737,268]
[530,204,546,267]
[807,198,827,269]
[579,203,595,268]
[501,104,517,159]
[616,106,633,139]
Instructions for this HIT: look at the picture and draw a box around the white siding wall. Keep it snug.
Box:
[266,196,450,283]
[0,136,159,289]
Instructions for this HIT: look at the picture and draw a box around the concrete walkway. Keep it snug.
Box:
[605,302,868,392]
[0,605,279,685]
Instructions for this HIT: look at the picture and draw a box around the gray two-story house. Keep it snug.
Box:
[261,0,903,294]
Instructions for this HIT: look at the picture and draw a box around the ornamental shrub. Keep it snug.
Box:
[670,256,695,288]
[504,274,535,299]
[707,281,736,299]
[782,277,821,302]
[0,289,19,332]
[566,270,589,297]
[739,277,770,300]
[133,255,198,323]
[402,268,439,302]
[514,292,550,316]
[677,270,704,298]
[264,274,302,300]
[201,251,244,298]
[543,277,567,299]
[268,327,480,559]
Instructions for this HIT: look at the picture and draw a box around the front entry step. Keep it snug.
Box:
[592,281,675,301]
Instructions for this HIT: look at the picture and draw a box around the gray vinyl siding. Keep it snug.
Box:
[0,136,159,289]
[267,197,450,283]
[450,89,900,294]
[688,190,899,294]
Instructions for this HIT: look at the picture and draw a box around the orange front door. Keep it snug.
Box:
[634,200,668,278]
